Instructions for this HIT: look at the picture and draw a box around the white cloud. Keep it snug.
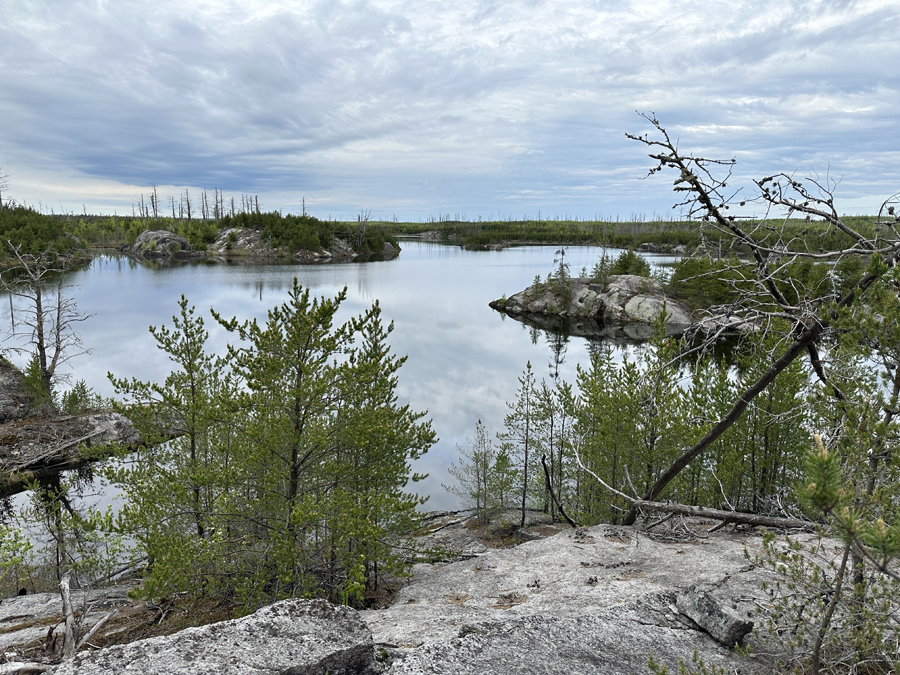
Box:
[0,0,896,218]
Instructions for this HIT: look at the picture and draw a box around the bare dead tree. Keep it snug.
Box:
[0,167,9,209]
[0,243,93,400]
[355,209,371,249]
[150,185,159,220]
[619,113,900,526]
[184,188,193,221]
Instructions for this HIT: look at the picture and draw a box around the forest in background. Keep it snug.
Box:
[0,194,882,270]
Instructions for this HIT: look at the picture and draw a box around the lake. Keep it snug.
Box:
[2,241,675,511]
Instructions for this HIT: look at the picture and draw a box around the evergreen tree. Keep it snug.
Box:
[443,420,502,523]
[498,362,539,527]
[106,282,435,609]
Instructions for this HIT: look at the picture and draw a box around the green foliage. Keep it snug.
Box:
[443,420,516,523]
[22,354,55,410]
[479,327,813,528]
[589,250,612,284]
[756,265,900,673]
[498,362,538,527]
[667,256,742,310]
[609,249,651,277]
[60,379,100,415]
[384,216,717,249]
[221,211,327,253]
[14,476,125,587]
[67,215,220,250]
[106,285,435,610]
[0,522,33,594]
[699,329,809,513]
[755,529,900,674]
[573,336,694,523]
[385,215,882,252]
[0,205,81,260]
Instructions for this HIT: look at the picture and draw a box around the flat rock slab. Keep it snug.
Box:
[383,609,760,675]
[362,524,772,648]
[53,599,376,675]
[362,522,816,673]
[0,411,141,498]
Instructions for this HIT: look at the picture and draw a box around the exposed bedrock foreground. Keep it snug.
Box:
[4,517,804,674]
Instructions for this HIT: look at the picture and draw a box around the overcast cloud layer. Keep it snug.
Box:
[1,0,897,220]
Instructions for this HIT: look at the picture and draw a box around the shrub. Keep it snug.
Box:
[609,249,651,277]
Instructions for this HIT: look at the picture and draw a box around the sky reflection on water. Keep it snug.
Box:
[3,242,670,510]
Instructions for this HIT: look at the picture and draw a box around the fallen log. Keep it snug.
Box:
[0,410,143,498]
[631,499,815,531]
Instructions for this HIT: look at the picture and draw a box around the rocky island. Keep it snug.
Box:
[490,274,693,341]
[121,227,399,264]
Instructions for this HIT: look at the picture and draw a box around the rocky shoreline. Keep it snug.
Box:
[0,509,813,674]
[120,228,399,264]
[491,274,760,341]
[490,274,694,341]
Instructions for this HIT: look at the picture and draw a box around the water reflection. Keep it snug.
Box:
[1,242,676,510]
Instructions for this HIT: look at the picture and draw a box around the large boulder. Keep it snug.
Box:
[209,227,280,258]
[123,230,196,260]
[54,599,377,675]
[492,275,692,340]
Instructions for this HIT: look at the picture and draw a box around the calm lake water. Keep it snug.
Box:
[3,241,674,511]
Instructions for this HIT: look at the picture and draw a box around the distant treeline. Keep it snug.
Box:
[382,215,881,253]
[0,198,880,265]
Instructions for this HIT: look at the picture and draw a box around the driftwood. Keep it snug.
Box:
[0,411,143,497]
[59,571,77,661]
[631,499,815,531]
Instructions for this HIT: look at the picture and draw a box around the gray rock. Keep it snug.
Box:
[123,230,195,260]
[53,599,376,675]
[331,238,357,260]
[362,522,791,673]
[0,586,134,652]
[0,661,51,673]
[0,357,31,423]
[676,586,753,647]
[493,275,692,339]
[383,609,754,675]
[209,227,279,258]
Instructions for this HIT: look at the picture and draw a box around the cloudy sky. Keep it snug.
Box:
[1,0,897,221]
